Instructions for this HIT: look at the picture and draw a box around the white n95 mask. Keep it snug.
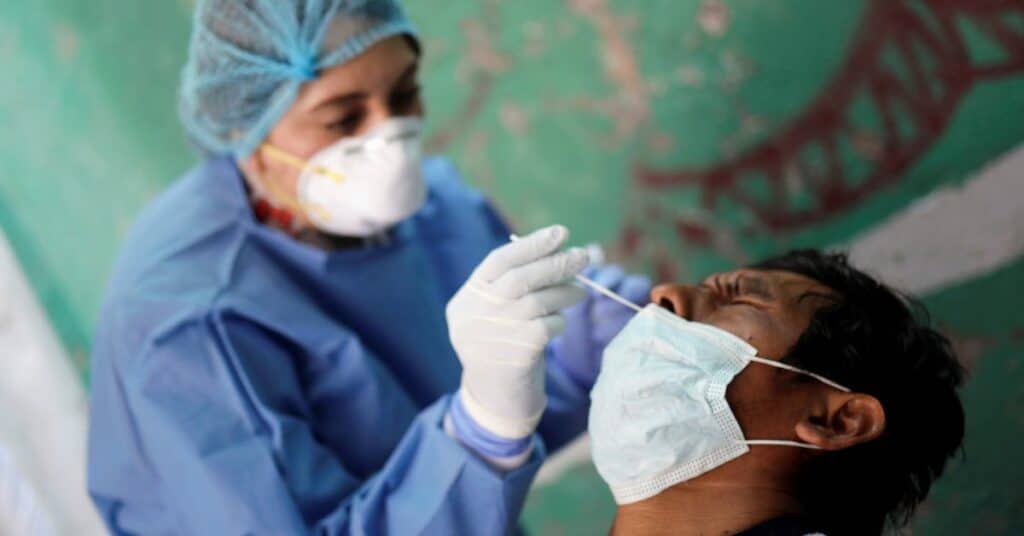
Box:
[261,117,427,237]
[588,304,850,505]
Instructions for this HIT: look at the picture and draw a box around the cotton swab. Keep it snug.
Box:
[508,234,644,313]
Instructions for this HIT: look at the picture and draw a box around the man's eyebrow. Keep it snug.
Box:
[739,274,772,298]
[796,290,840,306]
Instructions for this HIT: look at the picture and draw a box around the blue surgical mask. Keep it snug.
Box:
[588,304,850,504]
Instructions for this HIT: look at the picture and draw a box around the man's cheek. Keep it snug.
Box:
[704,315,754,344]
[725,367,770,412]
[726,367,792,438]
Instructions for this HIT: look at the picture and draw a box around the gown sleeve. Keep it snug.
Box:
[96,312,543,536]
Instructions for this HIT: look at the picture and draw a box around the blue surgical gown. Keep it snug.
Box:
[87,156,591,535]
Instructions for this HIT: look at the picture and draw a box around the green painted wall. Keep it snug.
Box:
[2,1,1022,533]
[0,0,193,374]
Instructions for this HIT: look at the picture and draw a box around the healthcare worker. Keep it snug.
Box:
[86,1,650,534]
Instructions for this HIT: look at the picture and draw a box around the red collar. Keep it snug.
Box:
[252,198,296,233]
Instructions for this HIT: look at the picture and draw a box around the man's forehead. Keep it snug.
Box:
[757,269,831,293]
[703,268,835,300]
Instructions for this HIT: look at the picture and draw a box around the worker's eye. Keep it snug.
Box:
[326,111,364,133]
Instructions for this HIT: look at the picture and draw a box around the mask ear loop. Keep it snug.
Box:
[746,356,851,393]
[261,143,347,184]
[740,357,852,450]
[256,144,348,226]
[743,439,824,450]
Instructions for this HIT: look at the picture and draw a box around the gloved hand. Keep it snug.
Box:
[550,264,652,390]
[447,225,589,439]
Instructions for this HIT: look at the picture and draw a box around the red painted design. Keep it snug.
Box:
[631,0,1024,237]
[655,251,678,284]
[620,225,641,257]
[676,221,713,246]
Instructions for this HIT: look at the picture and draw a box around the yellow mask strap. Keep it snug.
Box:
[260,144,347,184]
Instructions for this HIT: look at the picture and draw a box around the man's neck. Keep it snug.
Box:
[610,480,804,536]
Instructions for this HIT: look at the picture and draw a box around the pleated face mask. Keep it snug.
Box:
[588,304,850,505]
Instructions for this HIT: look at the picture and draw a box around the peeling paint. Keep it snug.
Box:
[461,18,513,74]
[425,6,508,152]
[52,24,78,62]
[698,0,732,37]
[676,64,706,87]
[568,0,650,140]
[499,103,530,137]
[523,21,547,57]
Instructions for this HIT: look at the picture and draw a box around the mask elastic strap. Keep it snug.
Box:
[261,143,347,184]
[742,439,823,450]
[746,355,851,392]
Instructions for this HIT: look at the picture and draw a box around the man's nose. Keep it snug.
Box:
[650,284,693,318]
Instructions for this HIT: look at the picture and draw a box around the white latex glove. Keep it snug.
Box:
[447,225,589,439]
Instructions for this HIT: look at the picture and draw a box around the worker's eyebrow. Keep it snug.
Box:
[308,63,418,113]
[309,91,367,112]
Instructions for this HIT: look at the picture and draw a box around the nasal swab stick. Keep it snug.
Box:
[509,234,644,313]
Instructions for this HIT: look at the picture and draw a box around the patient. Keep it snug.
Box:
[588,250,965,536]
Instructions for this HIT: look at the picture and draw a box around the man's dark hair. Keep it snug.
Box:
[753,249,965,535]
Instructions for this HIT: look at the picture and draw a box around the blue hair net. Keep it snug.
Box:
[179,0,417,157]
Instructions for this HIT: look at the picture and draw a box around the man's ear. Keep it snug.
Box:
[795,393,885,451]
